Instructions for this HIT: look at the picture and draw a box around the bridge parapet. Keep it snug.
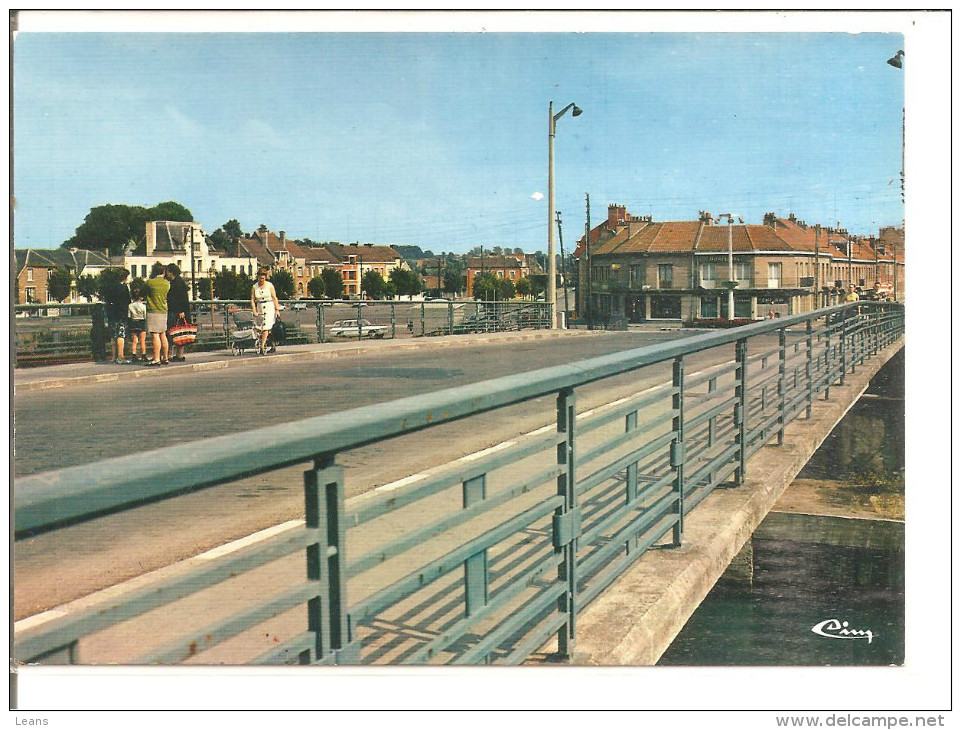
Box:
[14,302,905,666]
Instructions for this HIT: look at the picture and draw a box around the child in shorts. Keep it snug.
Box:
[128,288,148,363]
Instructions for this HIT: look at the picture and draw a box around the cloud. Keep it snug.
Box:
[531,192,544,201]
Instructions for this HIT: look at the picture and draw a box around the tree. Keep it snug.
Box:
[62,201,193,256]
[472,272,498,301]
[269,269,295,300]
[307,275,326,299]
[149,201,193,222]
[389,267,423,298]
[47,268,73,302]
[443,269,462,296]
[222,219,243,240]
[362,270,389,299]
[321,268,344,299]
[208,228,231,250]
[76,274,99,302]
[497,277,516,300]
[515,276,532,299]
[530,274,548,299]
[213,269,253,300]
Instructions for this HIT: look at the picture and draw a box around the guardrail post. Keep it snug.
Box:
[317,305,326,344]
[554,386,578,658]
[805,318,814,418]
[448,301,455,335]
[420,302,426,337]
[671,356,685,546]
[823,313,831,400]
[839,308,848,386]
[776,327,786,445]
[625,409,639,555]
[356,302,364,340]
[734,338,748,486]
[305,455,352,664]
[463,475,489,623]
[390,303,396,339]
[707,376,717,486]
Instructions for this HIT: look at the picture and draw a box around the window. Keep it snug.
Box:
[26,268,33,282]
[298,267,304,277]
[734,262,751,281]
[658,264,673,288]
[630,265,644,287]
[767,262,782,288]
[25,286,36,303]
[700,296,719,318]
[699,262,717,284]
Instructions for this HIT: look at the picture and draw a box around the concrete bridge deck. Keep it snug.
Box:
[561,340,902,665]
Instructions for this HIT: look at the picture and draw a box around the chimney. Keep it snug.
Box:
[698,211,713,224]
[763,212,777,227]
[280,231,286,247]
[788,213,796,223]
[607,204,627,228]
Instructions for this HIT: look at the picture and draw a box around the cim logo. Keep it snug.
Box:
[811,618,875,644]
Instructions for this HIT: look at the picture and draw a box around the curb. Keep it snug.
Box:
[14,329,605,392]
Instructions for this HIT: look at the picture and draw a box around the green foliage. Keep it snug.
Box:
[472,272,498,300]
[222,219,243,239]
[529,274,548,297]
[515,276,532,299]
[47,268,74,302]
[269,269,295,300]
[362,270,389,299]
[443,269,462,295]
[394,245,434,261]
[213,269,253,300]
[76,274,99,302]
[208,228,231,250]
[473,272,515,301]
[149,201,193,222]
[62,201,193,256]
[389,267,423,297]
[321,268,344,299]
[307,275,326,299]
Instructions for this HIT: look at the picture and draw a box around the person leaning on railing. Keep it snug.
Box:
[143,262,170,366]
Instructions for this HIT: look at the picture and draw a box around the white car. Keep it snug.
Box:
[291,302,309,310]
[329,319,387,338]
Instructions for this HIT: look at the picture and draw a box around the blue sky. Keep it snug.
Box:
[13,23,905,253]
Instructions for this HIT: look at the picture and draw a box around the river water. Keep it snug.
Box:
[658,352,905,666]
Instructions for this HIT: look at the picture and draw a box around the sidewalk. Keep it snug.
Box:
[13,329,604,392]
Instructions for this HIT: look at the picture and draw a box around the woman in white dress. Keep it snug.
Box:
[250,268,281,355]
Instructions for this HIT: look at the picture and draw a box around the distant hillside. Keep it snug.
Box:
[394,245,435,260]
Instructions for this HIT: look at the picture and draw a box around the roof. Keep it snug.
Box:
[14,248,111,274]
[326,243,403,263]
[466,255,527,270]
[151,221,195,253]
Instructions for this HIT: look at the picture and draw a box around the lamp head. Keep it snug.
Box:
[572,105,583,117]
[887,50,904,68]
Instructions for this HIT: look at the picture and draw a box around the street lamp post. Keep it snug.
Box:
[716,213,737,320]
[548,100,582,329]
[887,49,904,303]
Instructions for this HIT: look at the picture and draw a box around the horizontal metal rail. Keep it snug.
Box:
[13,302,903,666]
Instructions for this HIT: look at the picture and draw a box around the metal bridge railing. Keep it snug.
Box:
[13,302,904,665]
[12,299,552,365]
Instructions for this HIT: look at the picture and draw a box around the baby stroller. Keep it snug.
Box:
[229,310,257,356]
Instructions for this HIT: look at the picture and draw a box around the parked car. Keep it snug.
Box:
[291,302,309,310]
[329,319,387,338]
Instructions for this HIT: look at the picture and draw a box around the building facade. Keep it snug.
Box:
[576,204,904,323]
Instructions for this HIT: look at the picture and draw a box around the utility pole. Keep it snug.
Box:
[556,210,569,321]
[585,193,592,330]
[189,225,196,301]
